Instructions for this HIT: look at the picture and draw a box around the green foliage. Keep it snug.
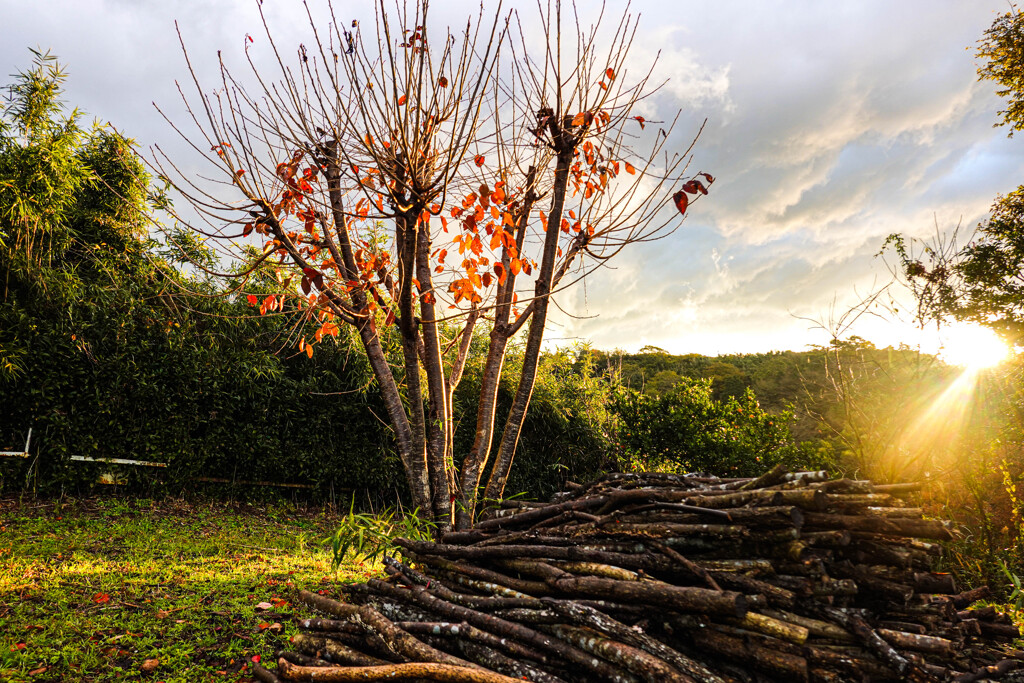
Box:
[977,6,1024,137]
[326,502,435,569]
[0,52,398,498]
[611,375,828,477]
[999,558,1024,612]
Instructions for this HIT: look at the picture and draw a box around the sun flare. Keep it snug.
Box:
[938,324,1010,370]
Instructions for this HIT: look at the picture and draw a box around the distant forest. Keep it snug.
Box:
[588,340,957,447]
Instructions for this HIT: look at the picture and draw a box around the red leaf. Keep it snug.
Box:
[605,68,616,80]
[246,34,254,44]
[633,116,646,129]
[474,155,485,167]
[251,655,262,663]
[682,179,708,195]
[92,593,111,604]
[247,294,258,306]
[672,190,688,216]
[12,642,26,651]
[243,223,254,237]
[438,76,448,88]
[235,169,246,177]
[699,172,715,184]
[397,94,407,106]
[624,162,636,175]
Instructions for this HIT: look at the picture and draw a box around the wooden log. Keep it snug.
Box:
[646,538,722,591]
[447,638,569,683]
[500,559,748,617]
[736,463,790,491]
[867,506,925,518]
[364,579,644,683]
[952,659,1022,682]
[978,621,1022,639]
[475,495,608,530]
[396,621,552,666]
[292,634,390,666]
[537,598,729,683]
[759,609,855,642]
[822,493,896,509]
[721,611,809,644]
[687,628,809,681]
[549,560,646,582]
[278,650,332,668]
[913,572,956,595]
[710,572,797,609]
[253,663,282,683]
[276,659,530,682]
[296,590,477,669]
[406,553,550,596]
[810,605,938,682]
[541,623,693,683]
[802,512,953,541]
[876,628,954,656]
[951,586,992,609]
[298,619,363,636]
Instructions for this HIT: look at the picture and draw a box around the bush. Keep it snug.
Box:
[612,376,830,477]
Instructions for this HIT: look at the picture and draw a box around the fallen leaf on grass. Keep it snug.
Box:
[11,642,26,651]
[92,593,111,604]
[254,602,273,611]
[28,667,47,676]
[141,658,159,673]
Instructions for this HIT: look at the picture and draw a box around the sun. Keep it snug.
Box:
[938,323,1010,370]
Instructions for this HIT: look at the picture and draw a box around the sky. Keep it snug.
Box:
[3,1,1022,356]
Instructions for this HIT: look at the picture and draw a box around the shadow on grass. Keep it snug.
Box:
[0,496,378,682]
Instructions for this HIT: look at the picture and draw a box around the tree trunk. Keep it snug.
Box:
[483,145,574,504]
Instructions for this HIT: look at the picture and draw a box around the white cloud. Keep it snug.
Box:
[4,0,1023,355]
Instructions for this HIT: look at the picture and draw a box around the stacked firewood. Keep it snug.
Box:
[256,467,1024,682]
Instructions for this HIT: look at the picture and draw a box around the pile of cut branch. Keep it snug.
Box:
[255,467,1024,682]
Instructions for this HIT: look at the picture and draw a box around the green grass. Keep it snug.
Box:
[0,495,377,682]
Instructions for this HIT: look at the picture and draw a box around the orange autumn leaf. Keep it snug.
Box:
[606,67,616,80]
[474,154,485,167]
[438,76,448,88]
[624,162,636,175]
[397,94,407,106]
[93,593,111,604]
[672,190,688,216]
[571,111,591,127]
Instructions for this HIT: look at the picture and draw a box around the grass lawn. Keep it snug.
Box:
[0,494,375,682]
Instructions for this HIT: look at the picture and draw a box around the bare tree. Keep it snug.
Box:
[156,0,711,531]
